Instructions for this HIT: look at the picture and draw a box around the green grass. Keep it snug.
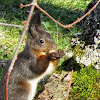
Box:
[0,26,25,60]
[0,0,100,99]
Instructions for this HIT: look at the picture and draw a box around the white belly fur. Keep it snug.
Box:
[27,61,55,100]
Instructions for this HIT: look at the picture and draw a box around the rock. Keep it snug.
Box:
[75,46,100,66]
[70,0,100,71]
[35,71,71,100]
[71,35,100,70]
[65,46,73,60]
[73,32,82,37]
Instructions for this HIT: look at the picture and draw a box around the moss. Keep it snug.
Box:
[69,66,100,100]
[73,41,85,58]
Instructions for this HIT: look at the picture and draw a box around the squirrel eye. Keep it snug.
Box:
[40,39,44,43]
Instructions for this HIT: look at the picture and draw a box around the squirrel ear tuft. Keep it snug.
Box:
[31,10,41,26]
[28,10,42,34]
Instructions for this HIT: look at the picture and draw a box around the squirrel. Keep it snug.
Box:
[0,10,64,100]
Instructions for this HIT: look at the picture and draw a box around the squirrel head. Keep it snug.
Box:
[27,10,57,57]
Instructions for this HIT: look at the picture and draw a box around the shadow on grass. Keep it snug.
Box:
[57,57,81,72]
[0,1,83,27]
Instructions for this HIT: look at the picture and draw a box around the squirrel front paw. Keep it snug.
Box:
[48,49,65,60]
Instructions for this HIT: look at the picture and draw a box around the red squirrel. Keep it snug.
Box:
[0,10,64,100]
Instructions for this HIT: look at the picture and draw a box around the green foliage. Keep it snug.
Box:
[69,66,100,100]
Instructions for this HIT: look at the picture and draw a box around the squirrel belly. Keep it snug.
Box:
[27,61,58,100]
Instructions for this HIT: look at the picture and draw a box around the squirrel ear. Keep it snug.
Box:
[28,10,42,34]
[30,10,41,26]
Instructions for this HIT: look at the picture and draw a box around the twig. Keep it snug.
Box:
[20,3,36,8]
[21,0,100,29]
[1,0,100,29]
[68,0,100,28]
[35,4,66,28]
[5,0,37,100]
[0,22,23,28]
[66,70,73,100]
[35,0,100,28]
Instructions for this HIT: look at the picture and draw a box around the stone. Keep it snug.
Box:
[35,71,71,100]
